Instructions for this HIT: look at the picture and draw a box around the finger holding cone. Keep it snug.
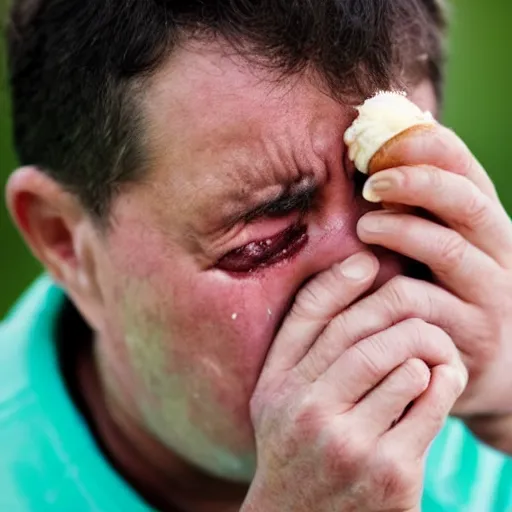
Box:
[345,91,512,270]
[344,91,498,203]
[364,124,439,213]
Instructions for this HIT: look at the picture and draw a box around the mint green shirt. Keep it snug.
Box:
[1,277,512,511]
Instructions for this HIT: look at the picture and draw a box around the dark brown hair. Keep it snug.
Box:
[7,0,448,219]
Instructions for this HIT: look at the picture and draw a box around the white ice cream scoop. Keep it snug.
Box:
[344,91,436,175]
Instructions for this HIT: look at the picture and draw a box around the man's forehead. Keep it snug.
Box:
[144,41,437,149]
[140,43,354,198]
[143,42,352,146]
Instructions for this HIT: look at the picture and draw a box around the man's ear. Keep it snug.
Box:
[6,166,104,330]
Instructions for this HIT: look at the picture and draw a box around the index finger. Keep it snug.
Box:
[370,123,498,200]
[260,252,378,377]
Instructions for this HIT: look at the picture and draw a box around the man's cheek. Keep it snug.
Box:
[164,273,278,393]
[118,292,215,448]
[116,278,265,449]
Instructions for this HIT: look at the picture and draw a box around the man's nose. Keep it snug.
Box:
[300,195,372,279]
[307,228,366,277]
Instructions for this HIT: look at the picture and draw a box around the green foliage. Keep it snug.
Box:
[0,2,511,316]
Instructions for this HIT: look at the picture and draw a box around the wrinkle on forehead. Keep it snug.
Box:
[140,42,354,228]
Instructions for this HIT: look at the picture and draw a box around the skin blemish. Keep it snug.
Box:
[232,313,238,320]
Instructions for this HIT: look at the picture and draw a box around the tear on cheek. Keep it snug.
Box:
[216,224,308,273]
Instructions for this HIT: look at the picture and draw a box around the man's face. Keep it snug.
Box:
[89,43,437,480]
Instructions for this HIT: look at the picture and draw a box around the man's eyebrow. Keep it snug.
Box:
[231,177,319,224]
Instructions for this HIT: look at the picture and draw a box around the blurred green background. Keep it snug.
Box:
[0,1,511,317]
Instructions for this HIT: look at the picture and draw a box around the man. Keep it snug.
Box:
[2,0,512,510]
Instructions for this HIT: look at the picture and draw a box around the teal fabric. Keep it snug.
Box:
[0,277,153,511]
[1,277,512,511]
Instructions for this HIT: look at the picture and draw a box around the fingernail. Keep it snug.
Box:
[362,172,401,203]
[339,253,375,280]
[358,214,390,233]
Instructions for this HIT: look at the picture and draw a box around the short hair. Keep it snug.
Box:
[7,0,448,220]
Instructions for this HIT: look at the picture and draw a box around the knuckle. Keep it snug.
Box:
[380,276,438,323]
[423,165,445,191]
[474,301,506,357]
[401,358,431,389]
[381,276,415,317]
[324,426,369,476]
[291,267,346,320]
[291,284,325,320]
[250,375,301,425]
[387,275,411,298]
[255,392,327,460]
[437,232,468,274]
[374,453,418,504]
[460,189,491,230]
[396,318,457,366]
[334,433,367,462]
[410,318,448,341]
[400,318,429,341]
[294,351,328,383]
[292,393,325,438]
[327,313,352,346]
[353,339,386,381]
[294,316,352,379]
[424,289,438,325]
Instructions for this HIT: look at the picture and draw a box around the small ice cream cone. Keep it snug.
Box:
[344,91,437,211]
[344,90,436,175]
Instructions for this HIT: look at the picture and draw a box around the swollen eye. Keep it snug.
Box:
[216,224,308,273]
